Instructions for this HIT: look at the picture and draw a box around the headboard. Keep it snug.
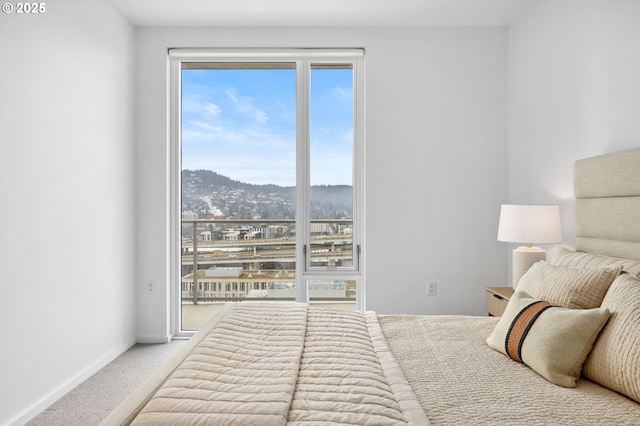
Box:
[574,147,640,260]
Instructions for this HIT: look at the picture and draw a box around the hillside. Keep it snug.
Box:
[182,170,352,220]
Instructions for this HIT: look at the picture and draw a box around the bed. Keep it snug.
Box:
[102,147,640,425]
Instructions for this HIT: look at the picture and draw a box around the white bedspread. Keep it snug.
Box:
[127,303,428,425]
[379,314,640,426]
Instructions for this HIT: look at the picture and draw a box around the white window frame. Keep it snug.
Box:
[169,49,365,336]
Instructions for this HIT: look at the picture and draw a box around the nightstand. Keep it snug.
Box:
[486,287,514,316]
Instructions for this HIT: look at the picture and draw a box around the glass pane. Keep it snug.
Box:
[309,66,354,270]
[308,279,356,310]
[181,65,297,330]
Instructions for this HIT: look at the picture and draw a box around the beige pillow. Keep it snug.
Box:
[583,274,640,403]
[486,291,610,388]
[517,261,621,309]
[550,246,640,278]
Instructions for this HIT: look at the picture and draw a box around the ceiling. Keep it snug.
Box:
[107,0,533,28]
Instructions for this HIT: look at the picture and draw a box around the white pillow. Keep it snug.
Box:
[583,273,640,403]
[517,261,620,309]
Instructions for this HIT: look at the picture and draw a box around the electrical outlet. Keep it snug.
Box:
[427,281,437,296]
[146,280,155,295]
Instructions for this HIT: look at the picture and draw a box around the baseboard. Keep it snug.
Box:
[6,337,136,426]
[136,334,172,344]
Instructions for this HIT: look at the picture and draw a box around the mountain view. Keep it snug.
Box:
[182,169,353,220]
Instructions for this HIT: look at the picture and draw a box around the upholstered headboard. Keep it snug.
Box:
[574,147,640,260]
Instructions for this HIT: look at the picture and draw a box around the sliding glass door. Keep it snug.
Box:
[170,50,364,333]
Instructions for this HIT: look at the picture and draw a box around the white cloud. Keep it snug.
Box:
[182,116,297,185]
[330,85,352,102]
[226,88,269,124]
[204,103,221,116]
[182,94,222,119]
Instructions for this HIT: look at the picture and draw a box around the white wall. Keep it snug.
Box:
[508,0,640,275]
[135,26,509,342]
[365,29,508,315]
[0,1,136,424]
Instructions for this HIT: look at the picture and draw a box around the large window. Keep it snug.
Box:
[170,49,364,333]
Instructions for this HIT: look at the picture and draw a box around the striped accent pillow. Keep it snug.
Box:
[487,291,610,388]
[504,300,554,363]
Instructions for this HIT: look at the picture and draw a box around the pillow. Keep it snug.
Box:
[517,261,621,309]
[486,291,610,388]
[583,273,640,403]
[550,246,640,279]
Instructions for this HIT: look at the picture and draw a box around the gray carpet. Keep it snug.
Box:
[27,340,187,426]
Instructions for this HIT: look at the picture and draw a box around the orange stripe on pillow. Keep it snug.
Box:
[505,301,554,363]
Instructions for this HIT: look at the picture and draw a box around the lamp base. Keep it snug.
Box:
[512,246,546,289]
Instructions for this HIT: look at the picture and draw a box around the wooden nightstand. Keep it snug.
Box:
[486,287,514,316]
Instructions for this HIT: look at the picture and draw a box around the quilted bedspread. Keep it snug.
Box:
[128,303,428,425]
[379,314,640,426]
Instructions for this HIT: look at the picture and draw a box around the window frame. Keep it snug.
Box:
[169,49,365,336]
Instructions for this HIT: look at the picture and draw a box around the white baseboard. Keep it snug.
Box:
[136,334,172,344]
[6,338,136,426]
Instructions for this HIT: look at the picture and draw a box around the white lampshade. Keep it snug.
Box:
[498,205,562,288]
[497,205,562,244]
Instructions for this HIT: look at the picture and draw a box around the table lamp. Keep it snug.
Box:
[497,204,562,288]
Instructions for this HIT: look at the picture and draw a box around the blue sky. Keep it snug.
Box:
[181,68,353,187]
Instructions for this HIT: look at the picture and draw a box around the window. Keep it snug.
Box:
[170,49,365,334]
